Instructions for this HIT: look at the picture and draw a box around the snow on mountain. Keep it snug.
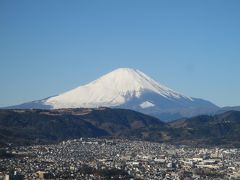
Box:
[140,101,155,109]
[7,68,219,121]
[44,68,192,109]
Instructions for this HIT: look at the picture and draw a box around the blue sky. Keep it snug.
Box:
[0,0,240,107]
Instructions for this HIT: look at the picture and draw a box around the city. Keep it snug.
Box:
[1,1,240,180]
[1,138,240,179]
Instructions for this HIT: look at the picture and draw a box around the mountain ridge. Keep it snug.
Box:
[0,108,167,147]
[1,108,240,147]
[5,68,219,121]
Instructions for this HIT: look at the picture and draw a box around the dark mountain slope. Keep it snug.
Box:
[0,109,109,146]
[0,108,167,147]
[79,108,170,142]
[169,111,240,146]
[1,108,240,147]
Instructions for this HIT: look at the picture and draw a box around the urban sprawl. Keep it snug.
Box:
[1,138,240,179]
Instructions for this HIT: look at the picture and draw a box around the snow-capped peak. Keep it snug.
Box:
[44,68,192,109]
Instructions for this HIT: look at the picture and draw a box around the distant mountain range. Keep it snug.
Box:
[6,68,219,121]
[216,106,240,114]
[1,108,240,147]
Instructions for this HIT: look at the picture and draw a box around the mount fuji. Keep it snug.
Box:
[7,68,219,121]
